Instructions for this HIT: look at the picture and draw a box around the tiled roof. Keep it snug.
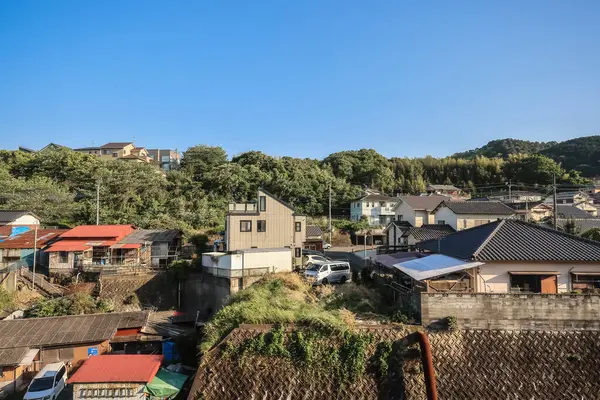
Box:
[438,201,515,215]
[69,355,162,384]
[0,347,29,367]
[60,225,135,239]
[397,195,447,211]
[418,219,600,262]
[555,218,600,233]
[0,311,149,349]
[404,224,455,241]
[556,205,595,219]
[0,229,67,249]
[306,225,323,237]
[383,220,413,232]
[427,184,460,191]
[100,142,133,149]
[0,211,38,223]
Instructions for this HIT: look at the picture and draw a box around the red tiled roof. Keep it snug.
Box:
[68,355,163,384]
[60,225,135,240]
[0,229,67,249]
[45,240,94,252]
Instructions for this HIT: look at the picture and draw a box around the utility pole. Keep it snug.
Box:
[328,183,332,246]
[32,226,37,291]
[508,179,512,201]
[96,180,100,225]
[553,173,558,229]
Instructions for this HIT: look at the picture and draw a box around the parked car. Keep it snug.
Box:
[304,254,330,267]
[304,261,351,285]
[323,242,332,249]
[24,362,67,400]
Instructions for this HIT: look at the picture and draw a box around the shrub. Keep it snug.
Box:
[444,316,458,331]
[25,293,113,318]
[123,293,140,306]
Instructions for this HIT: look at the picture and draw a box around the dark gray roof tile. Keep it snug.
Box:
[439,201,515,215]
[405,224,455,242]
[397,195,447,211]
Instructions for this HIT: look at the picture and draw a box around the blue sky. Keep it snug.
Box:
[1,1,600,159]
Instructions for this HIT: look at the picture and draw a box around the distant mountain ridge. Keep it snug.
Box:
[453,135,600,176]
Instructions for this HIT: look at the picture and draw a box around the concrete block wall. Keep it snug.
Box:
[421,293,600,330]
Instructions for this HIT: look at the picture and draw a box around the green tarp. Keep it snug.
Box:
[144,368,188,399]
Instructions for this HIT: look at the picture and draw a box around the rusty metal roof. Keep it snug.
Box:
[0,229,67,249]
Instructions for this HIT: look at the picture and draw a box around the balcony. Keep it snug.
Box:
[228,203,257,213]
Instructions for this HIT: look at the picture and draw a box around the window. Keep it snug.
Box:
[319,265,328,273]
[112,152,118,157]
[313,256,327,262]
[55,366,66,382]
[295,247,301,258]
[59,251,68,263]
[295,222,302,232]
[331,263,349,272]
[437,220,445,225]
[103,149,110,155]
[257,220,266,232]
[240,220,252,232]
[259,196,266,212]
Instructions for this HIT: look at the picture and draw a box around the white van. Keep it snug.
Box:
[24,362,67,400]
[304,261,351,285]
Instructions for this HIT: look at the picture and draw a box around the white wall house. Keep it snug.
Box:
[350,191,397,226]
[432,201,515,231]
[392,196,447,228]
[0,211,40,226]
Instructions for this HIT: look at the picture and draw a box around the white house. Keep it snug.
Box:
[0,211,40,227]
[350,191,398,226]
[417,219,600,294]
[393,195,447,228]
[432,201,515,231]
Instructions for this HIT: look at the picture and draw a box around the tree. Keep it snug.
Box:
[563,218,580,235]
[582,228,600,242]
[181,145,228,180]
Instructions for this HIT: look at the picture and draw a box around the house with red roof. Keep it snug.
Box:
[45,225,135,273]
[0,228,67,269]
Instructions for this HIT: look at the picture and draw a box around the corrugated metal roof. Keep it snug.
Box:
[118,229,180,244]
[60,225,135,240]
[0,311,149,349]
[45,240,94,252]
[394,254,483,281]
[418,219,600,262]
[69,355,162,383]
[0,347,30,366]
[0,229,67,249]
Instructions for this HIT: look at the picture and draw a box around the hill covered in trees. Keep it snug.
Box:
[0,141,593,234]
[453,135,600,176]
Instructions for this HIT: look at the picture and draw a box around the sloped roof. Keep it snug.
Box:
[60,225,135,239]
[437,201,515,215]
[0,311,149,350]
[556,205,595,219]
[397,195,446,211]
[418,219,600,262]
[353,193,397,202]
[404,224,455,241]
[0,347,30,367]
[306,225,323,237]
[100,142,133,149]
[555,218,600,233]
[427,184,460,191]
[383,220,413,233]
[0,229,67,249]
[0,211,39,223]
[118,229,180,244]
[69,355,162,384]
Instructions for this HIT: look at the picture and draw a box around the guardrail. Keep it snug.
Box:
[202,266,272,278]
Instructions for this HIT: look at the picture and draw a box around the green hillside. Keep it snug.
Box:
[452,138,556,159]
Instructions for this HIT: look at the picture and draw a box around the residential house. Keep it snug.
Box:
[544,191,597,216]
[555,204,596,219]
[383,220,413,249]
[121,147,154,164]
[489,191,543,203]
[418,219,600,293]
[0,229,66,269]
[0,211,41,241]
[403,224,454,248]
[69,355,165,400]
[0,311,149,395]
[112,229,181,268]
[546,218,600,235]
[97,142,135,160]
[73,146,102,156]
[506,201,548,221]
[39,143,70,152]
[426,184,461,198]
[432,201,515,231]
[304,225,325,251]
[224,188,306,263]
[393,195,447,227]
[350,191,398,226]
[45,225,135,273]
[147,149,181,172]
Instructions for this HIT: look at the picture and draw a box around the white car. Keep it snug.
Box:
[24,362,67,400]
[304,261,352,285]
[323,242,332,249]
[304,254,330,267]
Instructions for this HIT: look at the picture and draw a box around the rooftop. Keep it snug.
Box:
[0,311,149,350]
[306,225,323,237]
[0,210,38,223]
[556,205,595,219]
[427,184,460,191]
[100,142,133,149]
[0,229,67,249]
[397,195,447,211]
[118,229,180,244]
[404,224,455,241]
[69,355,163,384]
[418,219,600,262]
[436,200,515,215]
[355,193,397,202]
[60,225,135,239]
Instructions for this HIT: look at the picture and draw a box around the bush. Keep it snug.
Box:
[123,293,140,306]
[0,287,15,313]
[25,292,114,318]
[389,310,409,324]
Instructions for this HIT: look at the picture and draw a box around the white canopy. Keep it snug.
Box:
[393,254,483,281]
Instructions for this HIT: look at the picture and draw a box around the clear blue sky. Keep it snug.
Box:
[1,1,600,159]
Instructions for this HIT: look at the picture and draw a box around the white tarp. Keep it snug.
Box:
[394,254,483,281]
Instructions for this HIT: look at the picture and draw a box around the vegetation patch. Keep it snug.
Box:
[25,292,113,318]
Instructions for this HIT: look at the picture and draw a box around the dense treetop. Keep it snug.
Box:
[0,142,592,235]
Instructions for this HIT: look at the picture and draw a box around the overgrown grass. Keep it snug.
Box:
[200,274,352,352]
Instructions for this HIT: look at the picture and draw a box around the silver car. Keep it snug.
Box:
[304,261,351,285]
